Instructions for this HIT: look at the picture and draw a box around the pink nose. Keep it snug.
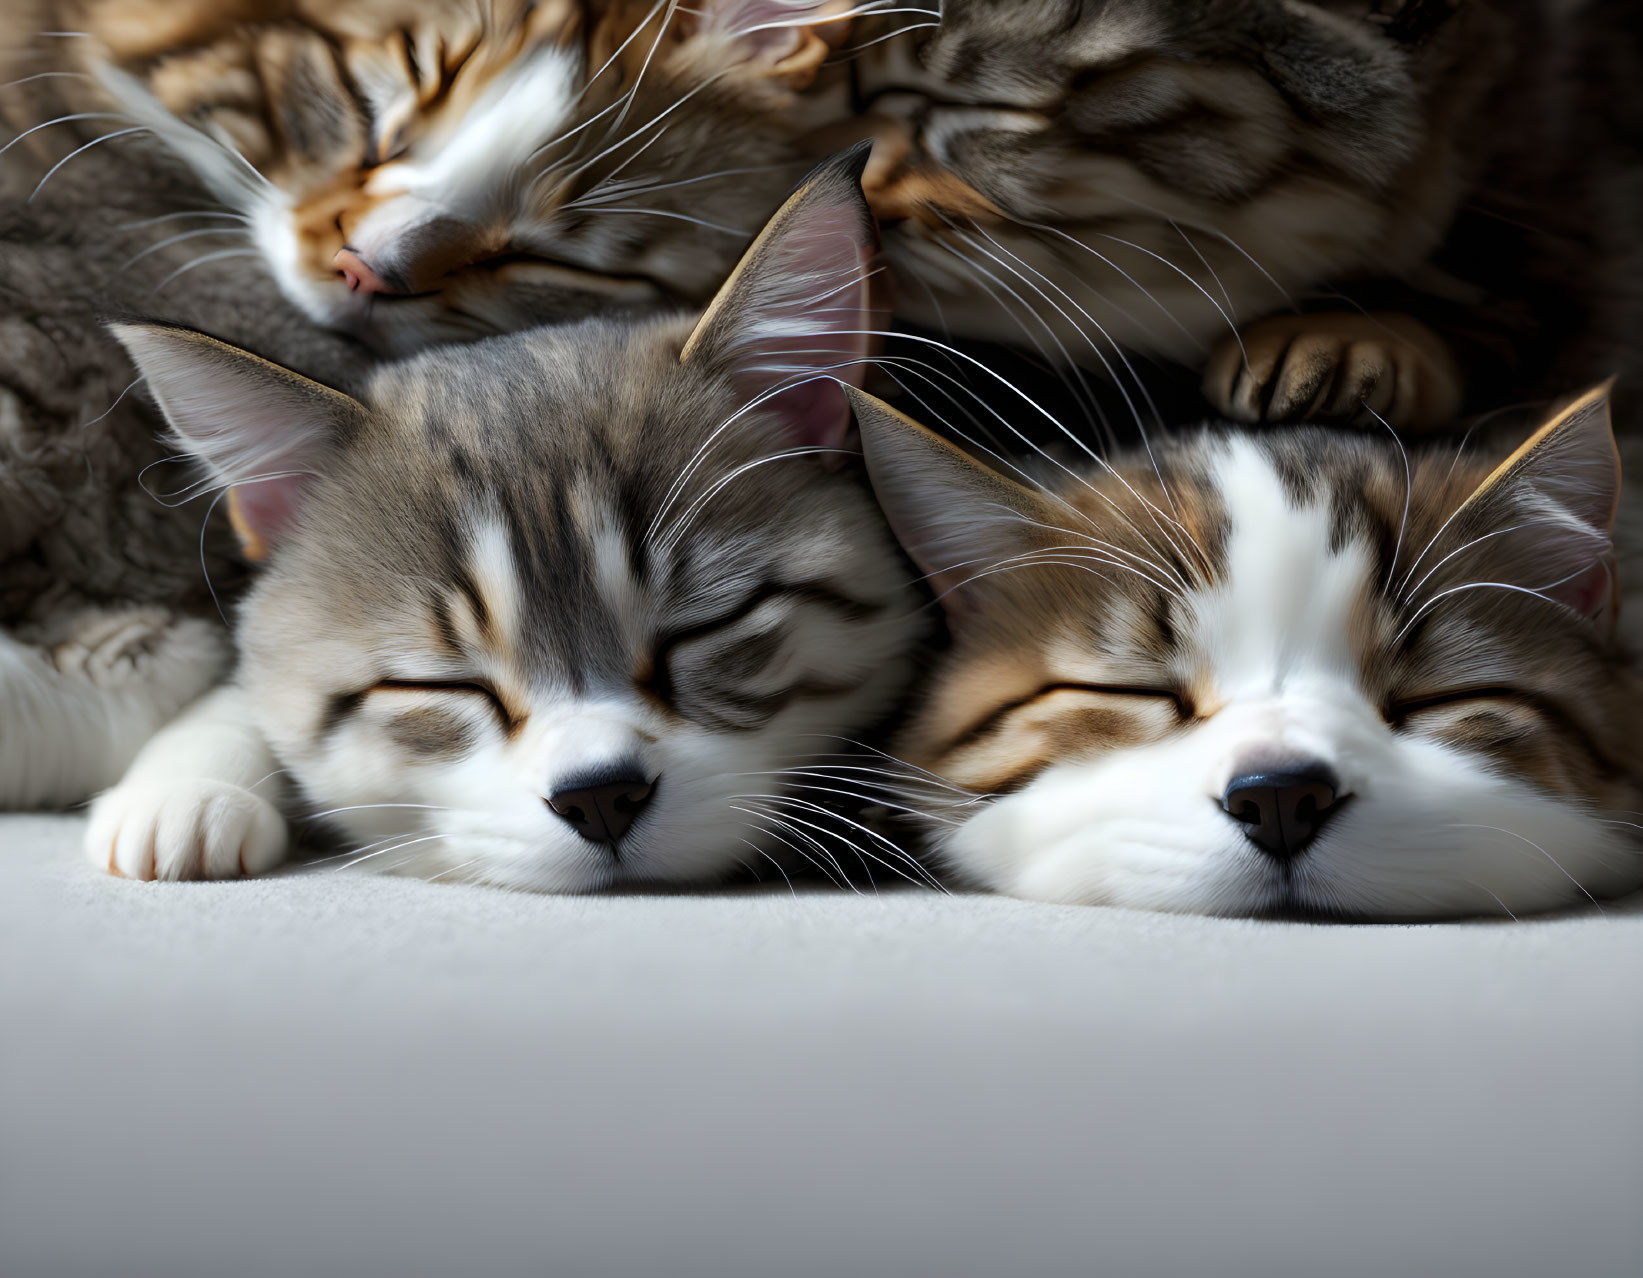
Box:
[333,248,394,295]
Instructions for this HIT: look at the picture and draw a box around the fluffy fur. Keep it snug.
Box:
[0,12,368,808]
[0,0,860,808]
[827,1,1643,434]
[86,155,926,889]
[850,384,1643,919]
[6,0,876,354]
[20,2,1634,426]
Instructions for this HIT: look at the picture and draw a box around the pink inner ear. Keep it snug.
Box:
[229,473,308,558]
[760,375,850,452]
[735,217,871,452]
[1553,556,1615,621]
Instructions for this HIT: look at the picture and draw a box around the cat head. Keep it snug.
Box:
[114,150,923,891]
[864,0,1494,361]
[851,384,1643,918]
[72,0,861,354]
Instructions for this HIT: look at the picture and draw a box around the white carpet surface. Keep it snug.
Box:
[2,812,1639,1278]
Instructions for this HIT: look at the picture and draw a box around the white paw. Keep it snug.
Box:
[84,780,288,881]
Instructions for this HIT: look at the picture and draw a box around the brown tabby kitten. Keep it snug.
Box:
[826,1,1643,433]
[847,382,1643,918]
[5,0,866,354]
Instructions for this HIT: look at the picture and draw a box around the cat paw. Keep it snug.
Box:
[1203,312,1463,431]
[85,779,288,881]
[50,609,226,690]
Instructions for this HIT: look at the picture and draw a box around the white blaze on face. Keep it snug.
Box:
[1186,438,1379,783]
[459,517,524,649]
[1200,438,1368,694]
[940,441,1639,917]
[362,44,581,217]
[249,43,582,328]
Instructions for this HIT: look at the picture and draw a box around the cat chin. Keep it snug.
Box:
[935,724,1643,922]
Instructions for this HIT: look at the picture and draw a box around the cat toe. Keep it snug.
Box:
[85,780,288,881]
[1264,333,1344,420]
[1207,313,1462,431]
[1331,341,1398,424]
[1203,325,1294,422]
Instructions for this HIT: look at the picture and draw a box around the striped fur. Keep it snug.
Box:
[84,157,924,888]
[834,1,1643,432]
[852,385,1643,919]
[15,1,1635,426]
[4,1,866,354]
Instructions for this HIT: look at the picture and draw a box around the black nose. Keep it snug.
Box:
[547,771,655,847]
[1222,765,1343,860]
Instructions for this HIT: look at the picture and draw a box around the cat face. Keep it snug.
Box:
[116,153,923,890]
[74,0,850,354]
[854,0,1493,362]
[852,386,1643,919]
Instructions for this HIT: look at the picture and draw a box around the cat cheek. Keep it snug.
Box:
[381,707,482,760]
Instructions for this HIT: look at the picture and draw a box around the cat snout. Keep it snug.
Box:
[546,766,656,849]
[1221,763,1345,860]
[333,248,400,296]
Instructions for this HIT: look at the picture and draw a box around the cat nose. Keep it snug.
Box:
[1222,765,1343,859]
[333,248,397,295]
[546,770,655,847]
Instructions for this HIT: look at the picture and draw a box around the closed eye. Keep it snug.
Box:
[463,249,669,297]
[1037,682,1192,717]
[946,681,1191,755]
[371,678,513,727]
[1385,687,1523,726]
[646,582,881,722]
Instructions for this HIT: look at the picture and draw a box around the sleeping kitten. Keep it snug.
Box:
[834,1,1643,433]
[0,0,871,808]
[84,152,924,889]
[847,383,1643,918]
[9,0,873,354]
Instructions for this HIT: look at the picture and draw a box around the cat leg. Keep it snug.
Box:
[83,684,288,881]
[0,609,229,810]
[1203,312,1464,431]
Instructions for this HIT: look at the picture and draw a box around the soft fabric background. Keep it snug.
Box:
[3,812,1639,1277]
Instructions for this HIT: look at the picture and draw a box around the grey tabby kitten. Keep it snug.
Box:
[85,153,925,889]
[0,0,903,810]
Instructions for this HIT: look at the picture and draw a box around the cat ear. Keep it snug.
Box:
[846,386,1057,613]
[111,323,362,561]
[680,144,877,453]
[1451,383,1620,621]
[682,1,855,88]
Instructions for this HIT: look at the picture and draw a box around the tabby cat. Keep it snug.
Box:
[847,383,1643,918]
[0,0,868,807]
[5,0,873,354]
[26,1,1641,430]
[831,1,1643,436]
[83,153,925,889]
